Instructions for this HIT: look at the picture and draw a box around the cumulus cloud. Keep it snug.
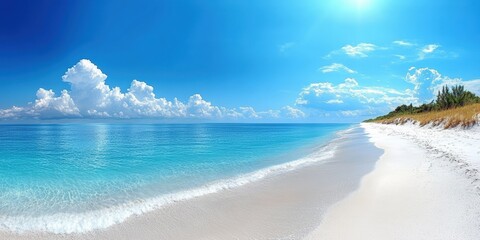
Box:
[4,60,476,122]
[33,89,80,117]
[237,106,260,119]
[282,106,306,118]
[0,88,80,120]
[296,78,415,115]
[406,67,480,102]
[58,60,188,118]
[296,67,480,117]
[0,59,304,121]
[341,43,377,57]
[319,63,356,74]
[418,44,440,60]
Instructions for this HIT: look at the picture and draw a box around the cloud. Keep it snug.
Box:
[0,59,304,121]
[418,44,440,60]
[282,106,306,118]
[279,42,295,53]
[325,41,455,63]
[237,106,260,119]
[405,67,442,101]
[33,88,80,118]
[341,43,377,57]
[0,89,80,119]
[393,40,414,47]
[422,44,440,53]
[185,94,223,118]
[406,67,480,101]
[296,67,480,118]
[4,60,476,122]
[462,79,480,94]
[296,78,415,115]
[319,63,357,74]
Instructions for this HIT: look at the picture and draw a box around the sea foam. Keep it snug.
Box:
[0,124,358,234]
[0,143,339,234]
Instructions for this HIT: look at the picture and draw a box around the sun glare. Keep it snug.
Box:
[354,0,370,8]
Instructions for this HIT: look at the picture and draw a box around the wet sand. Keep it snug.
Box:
[1,126,382,240]
[306,123,480,240]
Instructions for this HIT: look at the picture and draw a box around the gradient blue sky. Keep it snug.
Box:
[0,0,479,122]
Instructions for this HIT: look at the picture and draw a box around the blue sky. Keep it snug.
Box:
[0,0,479,122]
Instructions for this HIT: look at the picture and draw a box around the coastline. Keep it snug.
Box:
[0,126,381,239]
[306,122,480,239]
[0,124,351,235]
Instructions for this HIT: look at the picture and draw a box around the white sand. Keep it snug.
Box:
[306,123,480,240]
[4,123,478,240]
[0,127,381,240]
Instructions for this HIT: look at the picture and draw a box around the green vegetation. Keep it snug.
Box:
[365,85,480,122]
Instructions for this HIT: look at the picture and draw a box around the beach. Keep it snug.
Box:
[307,122,480,239]
[1,0,478,238]
[0,126,381,239]
[1,123,479,239]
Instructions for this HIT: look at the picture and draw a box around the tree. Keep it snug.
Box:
[365,85,480,122]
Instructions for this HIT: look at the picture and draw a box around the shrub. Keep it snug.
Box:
[365,85,480,122]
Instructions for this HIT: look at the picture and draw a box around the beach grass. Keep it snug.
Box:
[372,103,480,129]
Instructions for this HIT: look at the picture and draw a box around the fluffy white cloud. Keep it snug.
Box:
[0,106,25,119]
[296,67,480,118]
[282,106,306,118]
[341,43,377,57]
[0,59,305,121]
[406,67,480,101]
[319,63,356,74]
[405,67,442,100]
[5,59,476,122]
[418,44,440,60]
[296,78,414,114]
[32,88,80,118]
[186,94,222,118]
[238,106,260,119]
[59,60,187,118]
[0,88,80,119]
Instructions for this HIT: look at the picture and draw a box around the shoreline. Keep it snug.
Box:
[0,125,349,235]
[306,123,480,239]
[0,126,381,239]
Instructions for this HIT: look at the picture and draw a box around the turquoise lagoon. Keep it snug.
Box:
[0,123,352,233]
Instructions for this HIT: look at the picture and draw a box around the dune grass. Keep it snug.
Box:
[373,103,480,129]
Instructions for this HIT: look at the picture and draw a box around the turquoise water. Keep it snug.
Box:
[0,123,351,233]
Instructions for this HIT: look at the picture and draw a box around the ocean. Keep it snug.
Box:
[0,123,352,233]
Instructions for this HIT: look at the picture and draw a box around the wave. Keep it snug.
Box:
[0,129,350,234]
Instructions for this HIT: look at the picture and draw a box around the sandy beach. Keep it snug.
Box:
[0,127,381,239]
[1,0,479,238]
[2,123,479,240]
[306,123,480,239]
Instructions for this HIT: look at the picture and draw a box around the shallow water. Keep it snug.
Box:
[0,123,351,233]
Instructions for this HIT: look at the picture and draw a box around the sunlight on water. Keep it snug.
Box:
[0,123,351,233]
